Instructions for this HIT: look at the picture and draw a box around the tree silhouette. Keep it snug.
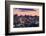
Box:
[15,14,18,16]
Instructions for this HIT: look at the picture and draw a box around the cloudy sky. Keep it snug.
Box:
[13,8,39,16]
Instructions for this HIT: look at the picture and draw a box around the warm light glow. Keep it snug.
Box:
[13,8,39,16]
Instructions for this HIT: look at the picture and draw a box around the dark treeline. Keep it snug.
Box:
[13,14,39,28]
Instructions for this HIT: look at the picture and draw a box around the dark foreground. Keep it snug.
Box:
[13,15,39,28]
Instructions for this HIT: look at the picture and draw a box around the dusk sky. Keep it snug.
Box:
[13,8,39,16]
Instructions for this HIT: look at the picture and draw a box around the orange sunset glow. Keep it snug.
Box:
[13,8,39,16]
